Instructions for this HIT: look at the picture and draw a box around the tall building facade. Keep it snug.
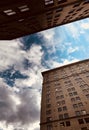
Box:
[0,0,89,39]
[40,59,89,130]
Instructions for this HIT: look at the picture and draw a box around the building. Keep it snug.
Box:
[0,0,89,39]
[40,59,89,130]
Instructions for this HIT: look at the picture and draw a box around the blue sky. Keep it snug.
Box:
[0,18,89,130]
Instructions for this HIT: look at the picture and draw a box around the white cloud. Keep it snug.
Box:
[0,40,25,71]
[0,77,41,130]
[65,23,80,39]
[81,23,89,29]
[25,44,44,66]
[0,40,45,130]
[38,29,57,54]
[46,58,79,69]
[67,46,79,54]
[61,58,79,66]
[39,29,55,41]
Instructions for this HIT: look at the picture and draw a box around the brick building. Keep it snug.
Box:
[0,0,89,39]
[40,59,89,130]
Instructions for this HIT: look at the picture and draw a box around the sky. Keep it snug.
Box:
[0,18,89,130]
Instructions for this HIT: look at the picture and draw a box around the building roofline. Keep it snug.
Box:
[42,59,89,75]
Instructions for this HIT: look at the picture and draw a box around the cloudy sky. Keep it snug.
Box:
[0,18,89,130]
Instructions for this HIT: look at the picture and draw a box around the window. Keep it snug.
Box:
[46,110,51,115]
[46,11,53,15]
[77,7,83,12]
[73,91,77,95]
[57,101,61,106]
[47,117,52,122]
[69,93,73,96]
[58,107,62,112]
[56,96,60,100]
[78,119,84,124]
[18,5,29,12]
[46,104,51,108]
[46,99,50,103]
[45,0,54,5]
[56,95,64,99]
[66,121,71,126]
[76,97,81,101]
[64,113,69,119]
[60,122,65,127]
[81,110,86,115]
[69,10,75,14]
[75,111,81,116]
[82,89,88,93]
[56,7,63,12]
[84,0,89,4]
[84,118,89,123]
[47,90,50,94]
[78,103,83,107]
[71,87,75,91]
[71,98,75,102]
[47,94,50,98]
[81,127,87,130]
[47,125,52,130]
[55,14,60,18]
[59,114,63,120]
[73,104,78,108]
[47,15,52,20]
[67,87,75,92]
[58,0,67,4]
[56,90,62,95]
[65,83,73,87]
[60,95,64,98]
[57,100,65,106]
[63,106,67,111]
[73,2,80,7]
[67,88,71,92]
[64,80,71,84]
[86,94,89,98]
[3,9,16,16]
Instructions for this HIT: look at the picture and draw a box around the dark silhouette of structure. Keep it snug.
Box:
[41,59,89,130]
[0,0,89,39]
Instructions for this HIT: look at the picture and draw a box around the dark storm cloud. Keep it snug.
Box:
[0,84,15,122]
[0,80,40,126]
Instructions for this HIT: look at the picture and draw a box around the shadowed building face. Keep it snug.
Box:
[0,0,89,39]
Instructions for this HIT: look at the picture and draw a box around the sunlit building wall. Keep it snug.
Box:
[40,59,89,130]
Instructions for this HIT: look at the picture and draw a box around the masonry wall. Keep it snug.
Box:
[40,59,89,130]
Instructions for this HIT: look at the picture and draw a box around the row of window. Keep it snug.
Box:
[58,106,67,112]
[69,91,78,96]
[78,117,89,124]
[75,110,87,116]
[47,117,89,130]
[47,110,87,122]
[45,69,89,82]
[46,92,82,106]
[45,0,66,6]
[71,96,81,102]
[46,113,69,122]
[3,5,30,16]
[45,0,89,6]
[73,102,83,108]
